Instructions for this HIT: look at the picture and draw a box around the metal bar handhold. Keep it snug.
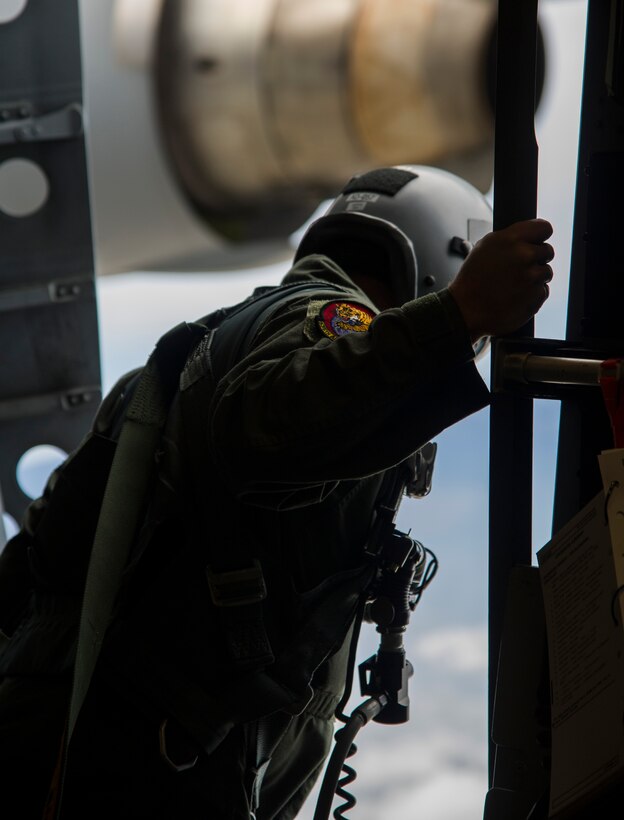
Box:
[0,277,93,314]
[503,354,606,387]
[0,103,84,145]
[0,387,100,422]
[487,0,539,786]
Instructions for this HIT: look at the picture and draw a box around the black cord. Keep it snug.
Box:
[313,697,387,820]
[314,540,438,819]
[335,593,368,723]
[332,731,358,819]
[410,547,438,610]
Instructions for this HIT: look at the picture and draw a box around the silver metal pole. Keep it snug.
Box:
[503,354,610,387]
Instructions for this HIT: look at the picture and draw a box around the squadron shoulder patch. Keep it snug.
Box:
[316,301,375,340]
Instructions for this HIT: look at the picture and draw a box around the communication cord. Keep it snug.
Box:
[313,536,436,819]
[312,695,388,820]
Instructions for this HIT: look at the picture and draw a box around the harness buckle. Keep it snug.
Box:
[159,719,199,773]
[206,560,267,607]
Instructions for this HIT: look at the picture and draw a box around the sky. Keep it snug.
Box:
[2,1,588,817]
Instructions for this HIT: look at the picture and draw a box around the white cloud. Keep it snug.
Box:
[363,771,487,820]
[299,625,490,819]
[412,625,488,674]
[300,725,488,820]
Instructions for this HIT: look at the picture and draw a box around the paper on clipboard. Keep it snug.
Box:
[598,449,624,620]
[537,466,624,817]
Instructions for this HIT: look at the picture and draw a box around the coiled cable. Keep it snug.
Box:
[334,733,357,819]
[313,539,438,819]
[313,696,388,820]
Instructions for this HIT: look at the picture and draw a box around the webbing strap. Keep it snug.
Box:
[51,323,204,817]
[68,413,163,738]
[69,324,202,740]
[208,279,350,376]
[181,279,352,673]
[54,280,357,814]
[140,562,376,759]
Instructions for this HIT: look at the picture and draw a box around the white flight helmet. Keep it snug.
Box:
[295,165,492,355]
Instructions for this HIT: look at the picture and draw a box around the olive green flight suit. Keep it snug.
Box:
[0,254,489,818]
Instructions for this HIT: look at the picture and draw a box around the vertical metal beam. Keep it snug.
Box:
[550,6,624,812]
[488,0,539,783]
[554,0,624,534]
[486,3,624,814]
[0,0,100,524]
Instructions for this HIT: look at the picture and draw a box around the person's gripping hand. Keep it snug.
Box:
[448,219,555,343]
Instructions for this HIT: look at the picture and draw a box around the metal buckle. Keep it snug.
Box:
[405,442,437,498]
[206,559,267,607]
[159,719,199,773]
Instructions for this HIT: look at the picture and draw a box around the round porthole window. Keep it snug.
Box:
[16,444,68,500]
[0,0,28,24]
[0,158,49,217]
[1,513,19,551]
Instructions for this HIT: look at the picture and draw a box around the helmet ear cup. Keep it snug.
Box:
[295,165,493,308]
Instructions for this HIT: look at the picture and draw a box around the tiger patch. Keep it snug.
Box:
[317,301,375,340]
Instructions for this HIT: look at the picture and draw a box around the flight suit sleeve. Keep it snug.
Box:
[208,287,490,507]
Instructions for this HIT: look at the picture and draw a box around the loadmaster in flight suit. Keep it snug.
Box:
[0,166,554,819]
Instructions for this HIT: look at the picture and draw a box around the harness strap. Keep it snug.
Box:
[50,322,205,818]
[114,560,375,759]
[52,279,359,816]
[69,323,204,739]
[180,280,352,673]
